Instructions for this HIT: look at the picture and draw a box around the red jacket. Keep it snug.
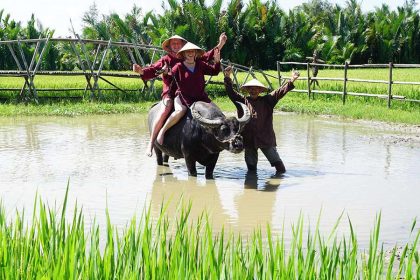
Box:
[171,60,221,106]
[140,49,216,99]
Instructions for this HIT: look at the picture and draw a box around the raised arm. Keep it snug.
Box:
[201,48,221,76]
[268,70,299,105]
[224,66,256,118]
[132,56,166,81]
[223,66,245,104]
[216,32,227,51]
[201,32,227,62]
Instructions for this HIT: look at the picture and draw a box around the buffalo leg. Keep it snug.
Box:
[163,154,170,164]
[185,156,197,177]
[155,147,164,166]
[205,153,219,179]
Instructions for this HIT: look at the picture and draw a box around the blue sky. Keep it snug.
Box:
[2,0,419,37]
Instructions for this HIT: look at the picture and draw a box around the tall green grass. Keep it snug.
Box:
[0,185,419,279]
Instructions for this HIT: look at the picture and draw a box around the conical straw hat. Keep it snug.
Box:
[161,35,187,52]
[176,42,205,59]
[240,79,268,93]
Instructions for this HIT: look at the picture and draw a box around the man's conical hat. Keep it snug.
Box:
[161,35,187,53]
[176,42,205,59]
[240,79,268,93]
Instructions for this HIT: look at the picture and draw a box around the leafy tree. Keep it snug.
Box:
[2,0,420,71]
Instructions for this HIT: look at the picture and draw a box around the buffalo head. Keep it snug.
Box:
[191,102,251,153]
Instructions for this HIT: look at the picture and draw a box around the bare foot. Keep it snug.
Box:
[156,131,165,145]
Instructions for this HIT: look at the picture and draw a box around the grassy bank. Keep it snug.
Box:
[0,102,154,116]
[0,187,419,279]
[0,68,419,124]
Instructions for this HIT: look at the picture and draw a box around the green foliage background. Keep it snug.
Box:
[1,0,420,70]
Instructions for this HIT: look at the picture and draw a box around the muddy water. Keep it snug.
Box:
[0,113,419,247]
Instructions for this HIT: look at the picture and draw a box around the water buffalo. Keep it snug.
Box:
[148,101,250,179]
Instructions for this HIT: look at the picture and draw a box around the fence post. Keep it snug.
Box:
[388,62,393,108]
[343,61,348,105]
[306,62,311,100]
[260,70,274,91]
[70,41,95,99]
[277,61,282,87]
[233,68,240,91]
[243,66,253,86]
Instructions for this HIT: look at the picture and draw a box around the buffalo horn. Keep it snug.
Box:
[236,102,251,124]
[191,108,223,128]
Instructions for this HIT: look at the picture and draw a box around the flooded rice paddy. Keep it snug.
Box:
[0,113,419,248]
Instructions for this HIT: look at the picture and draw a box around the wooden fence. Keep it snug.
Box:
[0,37,164,102]
[1,37,420,107]
[278,61,420,108]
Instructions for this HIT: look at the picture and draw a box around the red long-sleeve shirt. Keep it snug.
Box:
[170,60,221,106]
[140,49,215,99]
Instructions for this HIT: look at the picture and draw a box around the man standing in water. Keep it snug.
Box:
[223,66,300,175]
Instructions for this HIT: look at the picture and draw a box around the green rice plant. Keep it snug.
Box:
[0,184,419,278]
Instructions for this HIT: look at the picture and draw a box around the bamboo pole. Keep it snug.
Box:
[390,64,420,68]
[233,68,240,91]
[130,38,146,67]
[91,44,102,71]
[400,98,420,102]
[393,81,420,85]
[33,36,51,73]
[278,61,344,68]
[260,70,274,90]
[28,35,42,72]
[6,44,23,71]
[347,64,389,68]
[70,41,95,98]
[84,43,101,94]
[346,78,388,84]
[388,62,393,108]
[311,77,344,81]
[80,37,99,99]
[93,39,112,99]
[17,38,36,101]
[306,62,311,100]
[30,35,51,102]
[343,61,348,105]
[0,38,164,52]
[242,66,253,86]
[277,61,282,87]
[98,76,129,94]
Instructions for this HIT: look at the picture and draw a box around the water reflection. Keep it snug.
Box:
[244,170,281,191]
[384,144,391,178]
[235,171,280,233]
[150,164,231,230]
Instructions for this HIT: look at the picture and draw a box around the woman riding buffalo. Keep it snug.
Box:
[133,33,227,156]
[156,42,221,145]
